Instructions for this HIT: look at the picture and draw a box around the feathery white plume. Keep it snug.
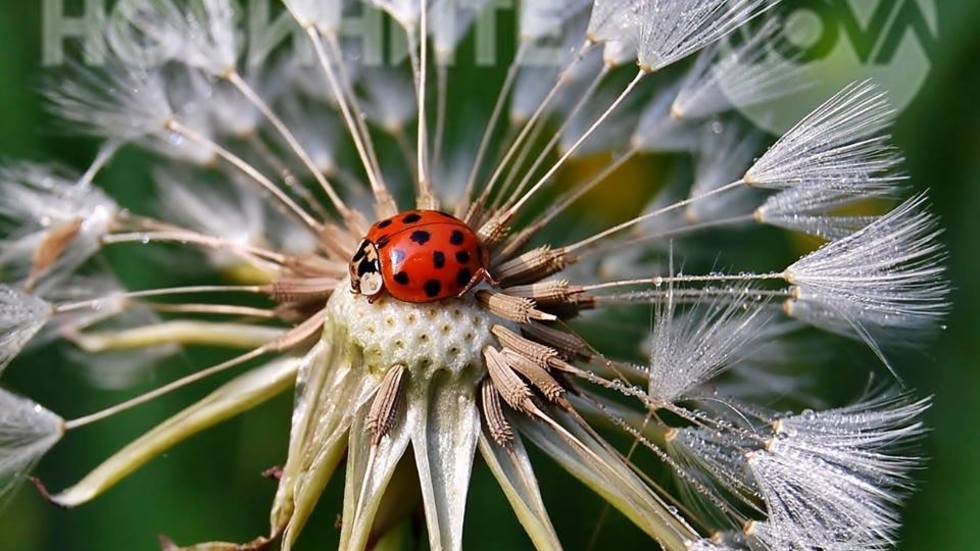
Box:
[360,67,419,133]
[0,390,63,503]
[121,0,239,76]
[784,193,949,345]
[369,0,429,28]
[686,123,763,222]
[649,285,775,402]
[746,392,929,550]
[283,0,347,33]
[520,0,591,41]
[587,0,642,45]
[745,81,904,191]
[755,183,899,239]
[0,164,118,291]
[0,287,51,375]
[631,85,701,153]
[685,540,736,551]
[672,19,809,120]
[636,0,777,73]
[430,0,492,59]
[47,64,174,141]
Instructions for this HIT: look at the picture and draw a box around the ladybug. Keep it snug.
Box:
[349,210,491,303]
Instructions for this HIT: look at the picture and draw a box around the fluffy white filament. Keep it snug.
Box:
[745,81,905,191]
[636,0,777,72]
[649,286,775,402]
[0,164,118,291]
[122,0,239,76]
[0,390,64,503]
[673,19,810,120]
[785,193,949,345]
[47,64,174,142]
[0,287,51,375]
[747,393,929,550]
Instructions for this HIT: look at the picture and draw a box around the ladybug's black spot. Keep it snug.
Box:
[377,219,393,229]
[403,213,422,224]
[456,268,472,287]
[410,230,431,245]
[392,248,407,264]
[455,250,471,264]
[433,251,446,269]
[424,279,442,298]
[394,271,410,285]
[450,230,464,245]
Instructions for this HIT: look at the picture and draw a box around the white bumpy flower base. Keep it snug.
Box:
[327,278,497,377]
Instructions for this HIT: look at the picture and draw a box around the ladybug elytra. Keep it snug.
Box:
[349,210,491,303]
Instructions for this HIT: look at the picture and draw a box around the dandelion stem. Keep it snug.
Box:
[565,179,746,253]
[500,64,611,212]
[102,231,287,264]
[63,310,325,430]
[245,133,331,220]
[508,68,647,218]
[459,41,529,217]
[141,303,279,318]
[225,71,348,218]
[307,27,393,214]
[165,119,323,233]
[54,285,266,314]
[325,32,388,199]
[585,214,757,260]
[80,140,121,186]
[582,272,785,292]
[479,42,594,213]
[416,2,433,203]
[64,347,268,430]
[434,62,449,172]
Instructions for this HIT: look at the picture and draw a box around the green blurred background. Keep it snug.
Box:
[1,1,979,550]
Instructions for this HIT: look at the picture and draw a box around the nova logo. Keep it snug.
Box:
[726,0,939,134]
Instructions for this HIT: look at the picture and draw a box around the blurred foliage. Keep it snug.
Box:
[1,1,979,550]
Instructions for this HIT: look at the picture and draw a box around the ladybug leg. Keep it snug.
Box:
[483,269,500,288]
[459,267,492,296]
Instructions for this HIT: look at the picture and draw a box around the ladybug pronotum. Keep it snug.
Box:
[349,210,491,303]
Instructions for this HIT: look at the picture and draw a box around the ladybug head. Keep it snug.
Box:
[349,239,384,299]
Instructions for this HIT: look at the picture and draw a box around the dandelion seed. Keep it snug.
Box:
[0,390,63,503]
[0,163,118,291]
[636,0,778,73]
[672,19,810,121]
[0,287,51,375]
[746,392,929,550]
[745,81,905,191]
[648,285,774,402]
[784,193,950,345]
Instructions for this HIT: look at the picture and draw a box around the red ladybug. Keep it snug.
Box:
[349,210,491,303]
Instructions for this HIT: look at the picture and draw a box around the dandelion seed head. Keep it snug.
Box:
[1,1,951,549]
